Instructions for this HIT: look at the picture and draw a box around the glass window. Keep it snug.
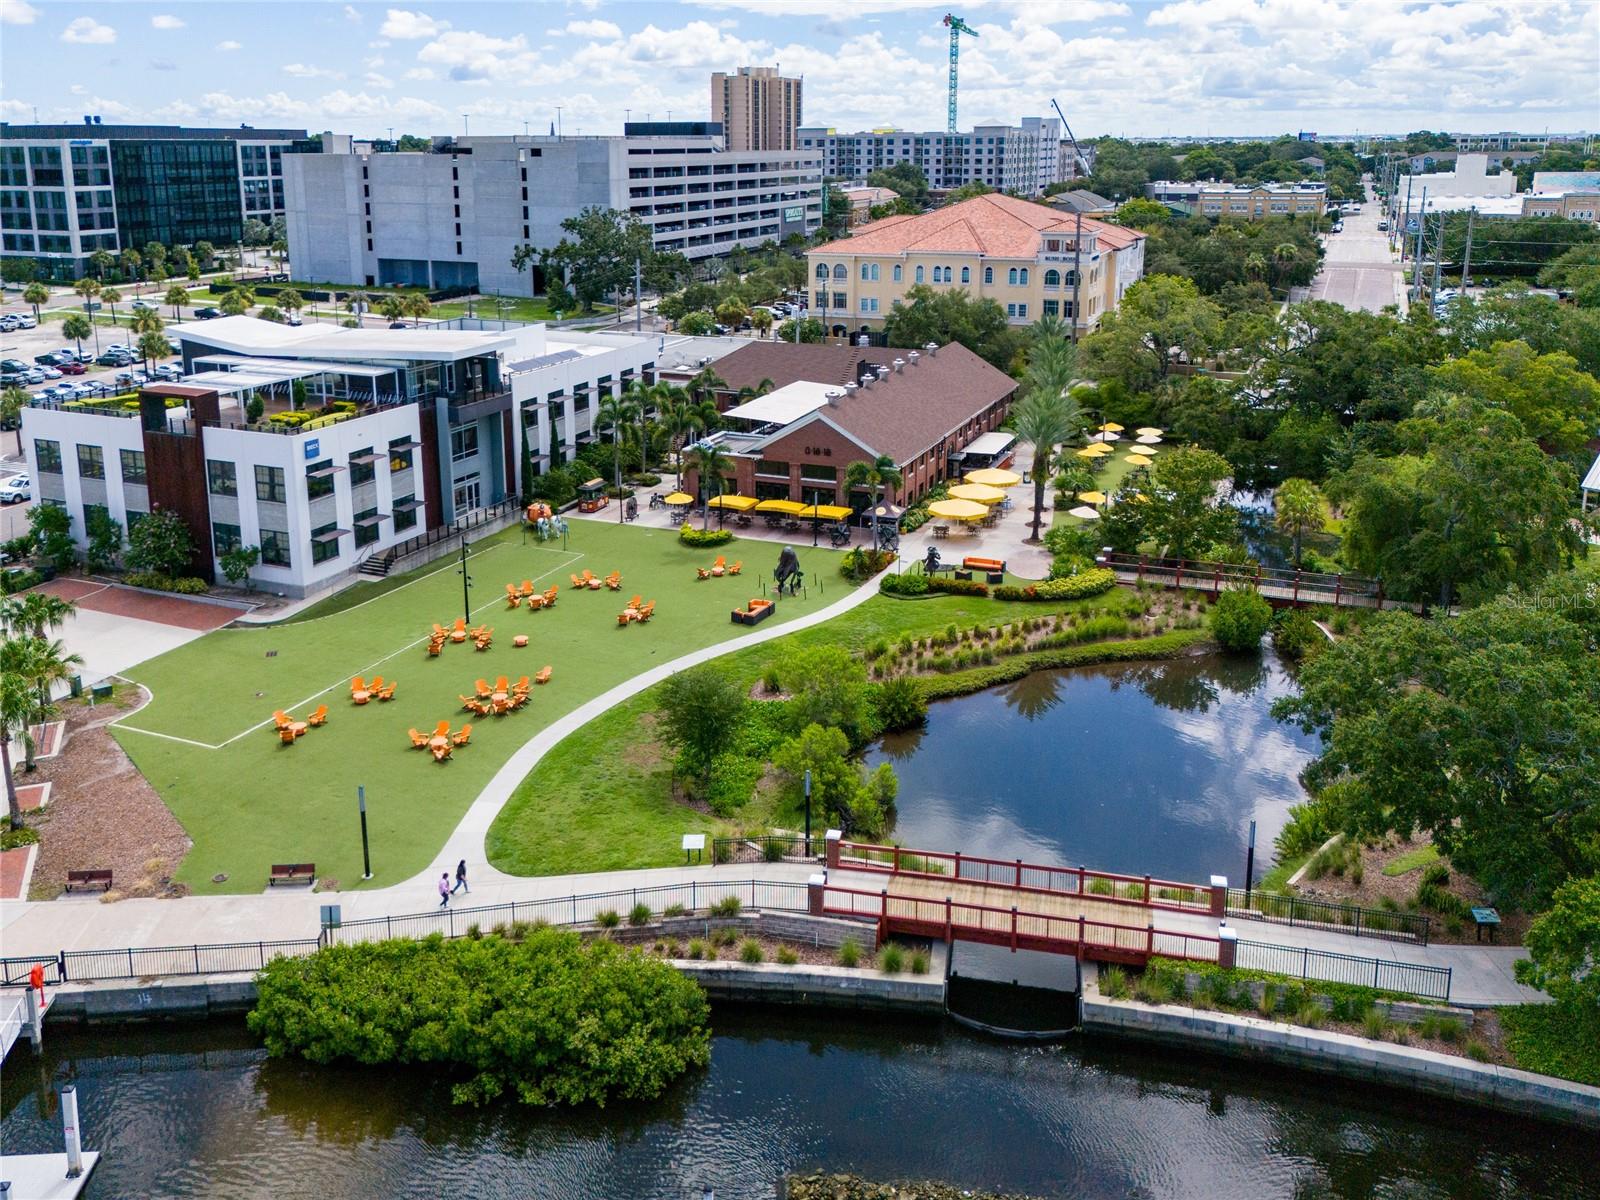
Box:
[353,507,380,548]
[815,263,828,280]
[310,523,341,565]
[349,447,376,487]
[212,522,241,556]
[961,266,970,283]
[77,444,105,480]
[1043,299,1060,316]
[260,528,290,567]
[389,437,414,473]
[34,438,62,473]
[255,464,286,504]
[1019,269,1029,286]
[207,459,236,496]
[118,449,147,485]
[393,496,418,532]
[984,267,993,284]
[306,460,335,501]
[1044,269,1061,287]
[915,265,924,283]
[450,427,478,463]
[892,264,902,282]
[1007,268,1018,286]
[831,263,846,280]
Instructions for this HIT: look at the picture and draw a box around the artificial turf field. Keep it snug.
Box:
[112,520,845,893]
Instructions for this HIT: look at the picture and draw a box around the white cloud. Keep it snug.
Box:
[0,0,39,25]
[150,13,184,29]
[69,83,85,95]
[344,4,362,20]
[561,18,622,39]
[216,39,242,51]
[379,8,449,39]
[365,71,394,88]
[364,54,385,68]
[403,66,437,81]
[61,15,116,44]
[417,29,541,82]
[283,63,344,79]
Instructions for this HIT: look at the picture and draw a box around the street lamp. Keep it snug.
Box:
[358,785,373,879]
[457,537,472,624]
[803,769,812,857]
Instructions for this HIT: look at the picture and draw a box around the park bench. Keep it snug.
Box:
[65,868,113,893]
[731,598,775,626]
[963,556,1007,585]
[269,863,315,887]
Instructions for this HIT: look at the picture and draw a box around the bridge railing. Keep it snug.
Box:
[836,841,1216,917]
[1235,940,1452,1001]
[1097,552,1387,608]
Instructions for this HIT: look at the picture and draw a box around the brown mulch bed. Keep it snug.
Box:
[21,686,191,901]
[1293,833,1529,945]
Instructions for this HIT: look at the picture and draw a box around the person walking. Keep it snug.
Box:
[453,859,469,895]
[438,871,451,907]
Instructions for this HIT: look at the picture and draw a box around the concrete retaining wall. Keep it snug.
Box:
[1080,967,1600,1130]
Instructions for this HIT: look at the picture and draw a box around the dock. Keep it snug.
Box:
[0,1153,100,1199]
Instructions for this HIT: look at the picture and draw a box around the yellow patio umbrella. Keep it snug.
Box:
[927,498,990,522]
[663,491,695,506]
[1076,490,1107,504]
[707,494,758,511]
[964,467,1022,488]
[1135,426,1164,437]
[948,482,1006,504]
[797,503,854,521]
[1124,453,1153,466]
[1133,441,1161,451]
[1066,505,1101,520]
[1075,447,1108,459]
[1098,422,1125,432]
[754,498,806,515]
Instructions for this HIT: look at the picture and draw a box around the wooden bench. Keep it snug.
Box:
[65,868,113,893]
[269,863,315,887]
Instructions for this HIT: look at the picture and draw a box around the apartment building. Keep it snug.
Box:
[804,193,1146,336]
[0,121,309,280]
[712,67,802,152]
[21,316,660,596]
[1146,180,1329,219]
[798,118,1065,194]
[284,130,822,294]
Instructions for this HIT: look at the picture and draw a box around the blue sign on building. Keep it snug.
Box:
[304,437,320,460]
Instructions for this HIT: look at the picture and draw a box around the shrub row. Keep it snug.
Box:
[990,568,1116,602]
[917,628,1210,702]
[679,526,732,548]
[1,567,44,595]
[927,576,988,597]
[125,571,210,594]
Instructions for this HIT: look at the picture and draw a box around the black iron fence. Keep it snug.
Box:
[1228,889,1431,945]
[709,836,820,864]
[0,880,811,987]
[1236,939,1452,1001]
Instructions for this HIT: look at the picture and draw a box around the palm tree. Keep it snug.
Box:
[278,289,305,318]
[62,311,95,357]
[378,295,406,325]
[731,377,776,407]
[164,284,189,319]
[1274,477,1325,568]
[100,287,122,326]
[401,292,432,327]
[0,669,32,829]
[686,365,726,405]
[22,282,48,322]
[1244,252,1268,282]
[138,330,171,374]
[1271,242,1299,291]
[596,391,641,522]
[1012,391,1079,543]
[844,454,903,551]
[1,636,82,774]
[620,380,657,471]
[88,248,115,281]
[0,385,26,433]
[0,592,76,640]
[750,308,774,339]
[685,442,733,530]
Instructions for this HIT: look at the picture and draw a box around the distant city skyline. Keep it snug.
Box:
[1,0,1595,142]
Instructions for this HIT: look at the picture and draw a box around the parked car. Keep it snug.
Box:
[1377,220,1389,231]
[286,313,303,326]
[33,352,62,366]
[1,358,28,373]
[58,361,85,375]
[96,351,132,366]
[21,368,45,384]
[113,370,148,387]
[388,321,408,329]
[0,369,25,385]
[0,475,32,504]
[37,365,62,379]
[194,307,222,319]
[0,315,20,332]
[131,299,157,312]
[77,380,111,397]
[149,364,182,381]
[14,315,37,329]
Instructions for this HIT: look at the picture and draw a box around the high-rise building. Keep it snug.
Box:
[285,130,822,294]
[712,67,802,152]
[0,121,311,280]
[798,118,1065,194]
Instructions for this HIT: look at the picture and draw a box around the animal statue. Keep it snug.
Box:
[775,545,803,596]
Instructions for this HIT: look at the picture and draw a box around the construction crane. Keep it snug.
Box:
[1050,97,1092,180]
[942,13,977,135]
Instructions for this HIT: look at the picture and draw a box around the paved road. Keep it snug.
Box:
[1299,189,1404,313]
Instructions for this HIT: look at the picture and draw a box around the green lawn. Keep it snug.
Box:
[112,521,850,894]
[486,586,1154,877]
[430,296,614,323]
[1052,446,1159,528]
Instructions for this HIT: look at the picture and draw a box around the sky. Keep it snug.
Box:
[1,0,1596,141]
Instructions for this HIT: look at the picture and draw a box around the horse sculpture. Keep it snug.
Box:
[775,545,804,597]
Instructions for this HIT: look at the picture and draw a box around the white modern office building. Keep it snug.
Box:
[0,121,308,281]
[22,316,662,596]
[284,129,823,296]
[797,118,1065,194]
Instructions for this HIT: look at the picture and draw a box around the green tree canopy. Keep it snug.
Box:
[880,285,1022,370]
[1081,274,1223,395]
[125,509,196,577]
[1142,445,1236,559]
[655,663,746,782]
[1426,340,1600,454]
[543,207,655,312]
[865,161,929,206]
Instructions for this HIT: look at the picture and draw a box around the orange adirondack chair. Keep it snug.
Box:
[535,665,552,685]
[637,600,655,623]
[350,677,366,694]
[627,594,642,610]
[509,690,530,710]
[570,573,586,590]
[378,682,396,701]
[505,584,522,609]
[273,710,292,729]
[728,561,742,576]
[474,678,492,698]
[451,619,467,643]
[605,571,622,590]
[617,611,633,626]
[434,719,452,738]
[279,727,298,746]
[370,676,384,693]
[513,674,531,693]
[307,705,328,727]
[520,579,535,596]
[711,555,726,576]
[696,567,711,581]
[427,640,444,657]
[495,675,510,693]
[408,728,428,748]
[453,724,473,746]
[543,586,559,605]
[432,741,453,763]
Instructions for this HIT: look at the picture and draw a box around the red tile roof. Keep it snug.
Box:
[813,192,1144,258]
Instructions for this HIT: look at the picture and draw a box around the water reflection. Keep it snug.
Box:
[4,1017,1595,1200]
[865,653,1317,881]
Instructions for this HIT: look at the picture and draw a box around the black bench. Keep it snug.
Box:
[65,868,113,893]
[269,862,315,887]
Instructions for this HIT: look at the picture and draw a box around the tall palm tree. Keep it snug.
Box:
[0,591,77,640]
[686,366,726,406]
[656,395,698,490]
[165,284,189,320]
[620,379,656,471]
[844,454,903,551]
[100,286,122,326]
[1274,477,1325,568]
[1,636,83,774]
[730,377,776,406]
[1,670,33,829]
[685,442,733,530]
[23,282,49,323]
[62,312,95,357]
[1012,391,1079,544]
[596,391,641,523]
[1271,242,1299,291]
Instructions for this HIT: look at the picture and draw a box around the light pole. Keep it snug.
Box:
[803,769,812,857]
[358,785,372,879]
[457,537,472,624]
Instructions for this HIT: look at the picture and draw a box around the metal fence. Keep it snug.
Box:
[1236,939,1452,1001]
[0,880,811,988]
[709,836,820,864]
[1228,889,1431,946]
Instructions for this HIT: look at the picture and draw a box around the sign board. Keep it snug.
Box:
[304,437,320,460]
[784,206,804,223]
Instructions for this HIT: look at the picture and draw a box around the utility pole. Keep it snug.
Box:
[634,256,642,332]
[1411,188,1428,304]
[1460,207,1476,289]
[1070,208,1084,344]
[1430,211,1444,305]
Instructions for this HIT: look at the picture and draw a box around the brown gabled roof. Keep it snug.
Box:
[736,341,1017,467]
[700,341,900,392]
[813,191,1145,258]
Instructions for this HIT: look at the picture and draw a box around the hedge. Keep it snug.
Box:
[679,526,732,548]
[879,572,929,596]
[125,571,210,594]
[927,577,988,597]
[1,568,44,595]
[991,568,1115,603]
[917,627,1211,702]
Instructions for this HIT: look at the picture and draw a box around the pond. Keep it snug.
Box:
[3,1015,1596,1200]
[866,652,1317,884]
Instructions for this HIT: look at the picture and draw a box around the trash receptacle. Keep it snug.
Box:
[92,683,113,699]
[69,675,82,698]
